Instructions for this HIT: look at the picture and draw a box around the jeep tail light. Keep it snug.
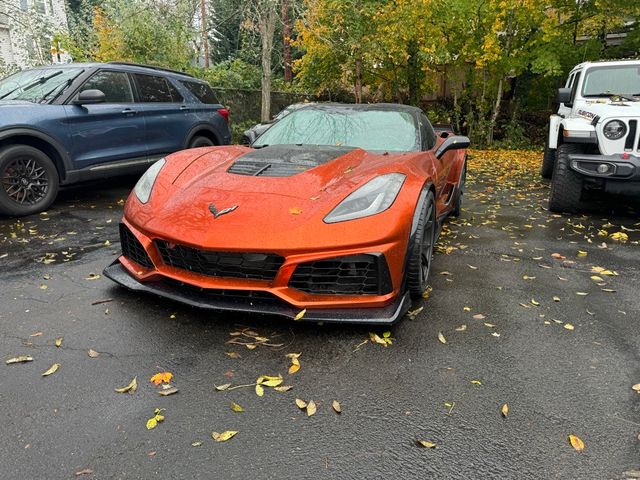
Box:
[217,108,229,123]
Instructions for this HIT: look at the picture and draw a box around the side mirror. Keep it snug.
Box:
[435,135,470,159]
[73,89,106,105]
[241,130,257,146]
[557,88,572,106]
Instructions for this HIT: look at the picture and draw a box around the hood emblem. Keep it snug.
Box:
[209,203,238,219]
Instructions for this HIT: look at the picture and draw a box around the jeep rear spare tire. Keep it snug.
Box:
[0,145,59,216]
[548,143,583,213]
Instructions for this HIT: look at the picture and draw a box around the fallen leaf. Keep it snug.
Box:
[467,264,478,270]
[212,431,238,442]
[530,299,540,306]
[75,469,94,476]
[332,400,341,414]
[274,385,293,392]
[307,400,317,416]
[564,323,575,331]
[416,440,437,448]
[631,383,640,393]
[85,273,101,280]
[191,442,202,447]
[438,332,447,344]
[473,314,486,320]
[230,401,245,413]
[568,434,585,452]
[255,384,264,396]
[30,332,43,337]
[115,376,137,393]
[87,349,99,358]
[55,337,63,347]
[158,385,179,396]
[215,383,231,391]
[6,355,34,364]
[225,352,241,359]
[455,324,467,332]
[551,253,566,260]
[577,250,587,257]
[609,232,628,242]
[501,403,509,417]
[576,292,589,296]
[471,380,482,385]
[150,371,173,385]
[42,363,60,376]
[288,363,300,374]
[553,296,561,302]
[146,418,157,430]
[295,398,308,409]
[294,309,307,321]
[491,332,501,337]
[289,207,302,215]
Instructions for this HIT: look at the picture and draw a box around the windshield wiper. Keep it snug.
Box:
[0,70,63,100]
[40,69,84,104]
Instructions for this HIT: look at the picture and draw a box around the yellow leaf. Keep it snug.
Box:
[553,296,561,302]
[416,440,437,448]
[289,207,302,215]
[288,363,300,374]
[473,314,486,320]
[590,276,603,282]
[463,306,471,312]
[564,323,575,331]
[577,250,587,257]
[87,349,99,358]
[146,418,157,430]
[154,414,164,422]
[576,292,588,296]
[438,332,447,344]
[295,398,308,409]
[255,384,264,397]
[307,400,317,416]
[230,401,244,413]
[501,403,509,417]
[262,378,283,388]
[568,434,585,452]
[212,430,238,442]
[215,383,231,391]
[55,337,63,347]
[332,400,341,414]
[274,385,293,392]
[530,299,540,306]
[471,380,482,385]
[455,324,467,331]
[42,363,60,376]
[6,355,34,364]
[150,371,173,385]
[631,383,640,392]
[609,232,628,242]
[115,376,137,393]
[294,309,307,321]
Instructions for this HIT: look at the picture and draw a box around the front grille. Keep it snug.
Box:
[155,240,284,280]
[227,159,311,177]
[119,223,154,269]
[289,254,392,295]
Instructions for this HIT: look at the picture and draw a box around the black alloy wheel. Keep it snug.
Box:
[407,191,437,298]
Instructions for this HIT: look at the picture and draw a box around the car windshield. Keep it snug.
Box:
[0,67,84,103]
[582,65,640,98]
[254,108,419,152]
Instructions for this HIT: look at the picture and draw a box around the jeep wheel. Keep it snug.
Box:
[540,142,555,179]
[0,145,59,217]
[548,143,583,213]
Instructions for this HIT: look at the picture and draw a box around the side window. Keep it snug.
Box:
[181,80,219,104]
[571,71,582,103]
[80,70,133,103]
[420,114,437,150]
[566,73,574,89]
[133,74,183,103]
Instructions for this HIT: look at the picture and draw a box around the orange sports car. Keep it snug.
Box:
[104,103,469,324]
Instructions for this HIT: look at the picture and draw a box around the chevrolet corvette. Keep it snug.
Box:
[104,103,469,324]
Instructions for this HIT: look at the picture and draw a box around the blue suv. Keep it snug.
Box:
[0,62,231,216]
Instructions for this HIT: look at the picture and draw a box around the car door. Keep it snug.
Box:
[132,73,194,156]
[421,114,452,200]
[63,69,147,168]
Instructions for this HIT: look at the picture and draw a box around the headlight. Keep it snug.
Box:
[324,173,405,223]
[603,120,627,140]
[134,158,165,204]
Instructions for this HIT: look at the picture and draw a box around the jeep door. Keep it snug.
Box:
[63,69,148,168]
[132,73,195,156]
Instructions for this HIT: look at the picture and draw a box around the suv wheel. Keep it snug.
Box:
[540,142,555,179]
[0,145,59,216]
[548,143,583,213]
[188,136,214,148]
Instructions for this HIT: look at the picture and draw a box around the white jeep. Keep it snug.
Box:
[543,59,640,212]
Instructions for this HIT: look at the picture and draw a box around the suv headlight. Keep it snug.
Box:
[134,158,165,204]
[324,173,405,223]
[603,120,627,140]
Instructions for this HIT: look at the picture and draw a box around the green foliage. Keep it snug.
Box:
[196,59,262,89]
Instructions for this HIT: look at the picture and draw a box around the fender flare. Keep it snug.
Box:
[183,123,222,149]
[549,115,562,149]
[0,127,73,175]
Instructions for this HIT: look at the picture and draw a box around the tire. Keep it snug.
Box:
[188,135,215,148]
[407,191,437,298]
[548,143,583,213]
[541,142,556,179]
[0,145,59,217]
[450,158,466,217]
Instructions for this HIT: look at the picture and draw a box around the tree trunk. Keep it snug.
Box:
[200,0,209,68]
[258,0,278,122]
[407,40,419,106]
[488,76,503,145]
[354,58,362,103]
[281,0,292,82]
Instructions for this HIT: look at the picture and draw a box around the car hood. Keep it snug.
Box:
[128,144,418,250]
[573,99,640,120]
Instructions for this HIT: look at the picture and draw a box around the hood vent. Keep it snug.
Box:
[227,145,355,178]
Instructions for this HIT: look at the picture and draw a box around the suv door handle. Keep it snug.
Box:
[121,108,137,115]
[180,105,189,111]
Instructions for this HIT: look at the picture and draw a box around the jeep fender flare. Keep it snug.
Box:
[548,114,562,149]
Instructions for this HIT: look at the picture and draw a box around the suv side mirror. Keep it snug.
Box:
[557,88,572,106]
[435,135,470,159]
[73,89,106,105]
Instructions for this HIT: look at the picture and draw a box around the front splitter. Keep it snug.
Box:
[103,261,411,325]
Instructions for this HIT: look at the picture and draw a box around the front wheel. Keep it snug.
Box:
[548,143,583,213]
[540,142,555,179]
[407,191,437,298]
[188,135,215,148]
[0,145,59,216]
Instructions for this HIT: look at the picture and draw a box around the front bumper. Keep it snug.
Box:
[569,153,640,180]
[104,261,411,325]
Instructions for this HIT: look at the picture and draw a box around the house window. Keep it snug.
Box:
[20,0,29,11]
[34,0,45,14]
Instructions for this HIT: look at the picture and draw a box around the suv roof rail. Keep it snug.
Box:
[107,62,194,78]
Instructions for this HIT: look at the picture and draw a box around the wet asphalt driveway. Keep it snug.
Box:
[1,150,639,479]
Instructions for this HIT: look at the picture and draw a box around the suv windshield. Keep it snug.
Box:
[254,108,419,152]
[0,67,84,103]
[582,65,640,98]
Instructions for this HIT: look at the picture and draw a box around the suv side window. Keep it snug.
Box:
[133,74,183,103]
[181,80,219,104]
[80,70,133,103]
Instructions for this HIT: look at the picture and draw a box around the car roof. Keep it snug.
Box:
[26,62,202,82]
[296,102,424,115]
[571,59,640,72]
